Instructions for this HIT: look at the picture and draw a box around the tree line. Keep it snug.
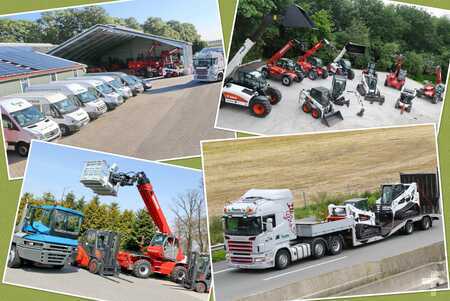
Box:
[17,187,208,253]
[0,6,208,52]
[231,0,450,82]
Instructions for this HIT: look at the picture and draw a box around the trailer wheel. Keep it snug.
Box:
[420,216,431,230]
[275,249,291,270]
[88,258,100,274]
[195,281,207,293]
[7,244,22,268]
[403,221,414,235]
[171,265,187,283]
[265,86,282,105]
[311,238,327,259]
[282,75,292,86]
[133,259,152,278]
[327,235,343,255]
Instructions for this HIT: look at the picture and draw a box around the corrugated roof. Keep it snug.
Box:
[0,46,84,82]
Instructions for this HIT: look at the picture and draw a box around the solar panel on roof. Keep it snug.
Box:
[0,61,30,77]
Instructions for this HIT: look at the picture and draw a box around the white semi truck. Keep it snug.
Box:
[222,173,440,270]
[193,47,225,82]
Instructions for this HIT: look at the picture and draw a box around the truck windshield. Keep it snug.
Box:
[194,58,217,67]
[53,97,79,115]
[52,209,82,238]
[381,185,405,205]
[224,216,262,236]
[10,106,46,127]
[77,90,97,103]
[29,207,52,233]
[150,233,167,246]
[97,83,114,94]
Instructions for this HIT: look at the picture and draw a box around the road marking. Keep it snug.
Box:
[214,267,237,275]
[263,256,348,281]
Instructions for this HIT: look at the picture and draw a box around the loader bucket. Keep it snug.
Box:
[345,42,366,55]
[282,5,315,29]
[322,110,343,127]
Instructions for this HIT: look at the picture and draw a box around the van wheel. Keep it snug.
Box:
[327,235,343,255]
[275,249,291,270]
[403,221,414,235]
[8,244,22,268]
[16,142,29,157]
[311,238,327,259]
[133,259,152,278]
[420,216,431,230]
[60,125,70,136]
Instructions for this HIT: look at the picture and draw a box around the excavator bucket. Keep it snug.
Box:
[345,42,366,55]
[282,5,315,29]
[80,160,118,196]
[322,110,344,127]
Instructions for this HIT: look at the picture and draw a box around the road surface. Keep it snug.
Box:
[5,75,233,178]
[212,219,445,301]
[4,265,207,301]
[216,70,443,135]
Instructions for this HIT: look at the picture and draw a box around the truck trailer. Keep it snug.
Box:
[222,173,440,270]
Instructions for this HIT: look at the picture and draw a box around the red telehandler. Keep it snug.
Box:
[261,40,305,86]
[385,54,407,90]
[297,39,330,80]
[417,66,446,104]
[80,161,188,282]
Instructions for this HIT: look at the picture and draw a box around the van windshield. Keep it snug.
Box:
[109,79,124,89]
[97,83,114,94]
[53,97,79,115]
[77,90,97,103]
[10,106,46,127]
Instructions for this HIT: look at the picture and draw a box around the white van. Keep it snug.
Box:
[82,75,133,99]
[26,82,107,120]
[6,91,90,136]
[0,97,61,156]
[63,78,123,110]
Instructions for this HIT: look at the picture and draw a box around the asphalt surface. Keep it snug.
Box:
[4,265,207,301]
[6,75,233,178]
[212,219,445,301]
[216,70,443,135]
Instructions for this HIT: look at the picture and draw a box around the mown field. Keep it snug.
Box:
[202,125,437,218]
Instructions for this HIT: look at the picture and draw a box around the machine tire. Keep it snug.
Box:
[327,235,344,255]
[403,221,414,235]
[395,100,400,109]
[195,281,207,293]
[322,69,329,79]
[16,142,29,157]
[302,103,311,113]
[249,97,271,117]
[265,87,282,105]
[60,124,70,136]
[282,75,292,86]
[311,238,327,259]
[88,258,100,274]
[416,89,424,98]
[311,108,321,119]
[347,70,355,80]
[133,259,152,278]
[308,70,318,80]
[384,79,388,87]
[406,106,412,112]
[171,265,187,283]
[432,96,438,104]
[7,244,22,268]
[261,68,269,78]
[275,249,291,270]
[420,216,431,230]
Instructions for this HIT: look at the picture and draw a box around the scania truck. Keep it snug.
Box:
[222,173,440,270]
[194,47,225,82]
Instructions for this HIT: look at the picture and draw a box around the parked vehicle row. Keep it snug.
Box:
[0,72,151,157]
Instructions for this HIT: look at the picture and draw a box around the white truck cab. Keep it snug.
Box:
[194,47,225,82]
[0,97,61,157]
[26,82,107,120]
[60,78,122,110]
[6,91,90,136]
[83,75,132,99]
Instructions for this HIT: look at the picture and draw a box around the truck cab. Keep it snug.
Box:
[0,97,61,157]
[26,82,107,120]
[8,204,84,269]
[194,47,225,82]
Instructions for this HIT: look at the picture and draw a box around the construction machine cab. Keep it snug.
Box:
[148,232,183,262]
[310,87,331,106]
[331,75,347,99]
[398,69,407,81]
[344,198,370,211]
[308,57,323,67]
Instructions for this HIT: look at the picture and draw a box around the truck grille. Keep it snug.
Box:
[230,256,253,264]
[42,244,72,265]
[227,240,253,255]
[195,68,208,76]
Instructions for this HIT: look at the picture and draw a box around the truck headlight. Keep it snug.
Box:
[254,257,265,263]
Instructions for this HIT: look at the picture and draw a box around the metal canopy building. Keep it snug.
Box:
[49,24,194,74]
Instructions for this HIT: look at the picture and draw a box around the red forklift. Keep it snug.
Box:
[80,161,188,283]
[417,66,445,104]
[385,54,407,90]
[297,39,330,80]
[261,39,304,86]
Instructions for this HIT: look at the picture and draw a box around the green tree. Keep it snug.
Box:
[123,208,155,251]
[61,191,76,209]
[143,17,180,39]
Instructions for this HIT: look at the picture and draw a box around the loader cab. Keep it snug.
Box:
[148,233,183,262]
[308,57,323,67]
[236,70,267,92]
[344,198,369,211]
[310,87,331,106]
[380,184,407,206]
[339,59,352,71]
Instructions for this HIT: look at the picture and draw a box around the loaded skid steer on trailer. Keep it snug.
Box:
[222,173,440,270]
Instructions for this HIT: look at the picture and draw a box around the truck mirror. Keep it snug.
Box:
[266,218,273,232]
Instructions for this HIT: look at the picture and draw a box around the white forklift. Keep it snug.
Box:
[221,5,314,117]
[222,173,439,270]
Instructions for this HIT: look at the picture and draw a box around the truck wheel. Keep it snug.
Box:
[217,72,224,82]
[420,216,431,230]
[282,75,292,86]
[171,265,187,283]
[311,109,321,119]
[249,97,271,117]
[195,281,207,293]
[265,86,282,105]
[133,259,152,278]
[88,258,99,274]
[8,245,22,268]
[275,249,291,270]
[327,235,343,255]
[16,142,29,157]
[403,221,414,235]
[311,238,327,259]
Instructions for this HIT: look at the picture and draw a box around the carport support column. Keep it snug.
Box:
[182,44,193,75]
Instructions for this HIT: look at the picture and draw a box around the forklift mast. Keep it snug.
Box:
[267,40,299,66]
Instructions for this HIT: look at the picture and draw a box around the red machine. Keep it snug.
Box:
[261,40,304,86]
[417,66,445,104]
[385,54,407,90]
[127,45,182,78]
[297,39,330,80]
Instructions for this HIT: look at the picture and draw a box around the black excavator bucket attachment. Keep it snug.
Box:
[345,42,366,55]
[282,5,315,29]
[322,110,344,127]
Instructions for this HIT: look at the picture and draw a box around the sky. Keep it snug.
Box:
[21,141,203,226]
[6,0,223,41]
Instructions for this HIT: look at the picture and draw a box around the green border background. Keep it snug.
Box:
[0,0,449,300]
